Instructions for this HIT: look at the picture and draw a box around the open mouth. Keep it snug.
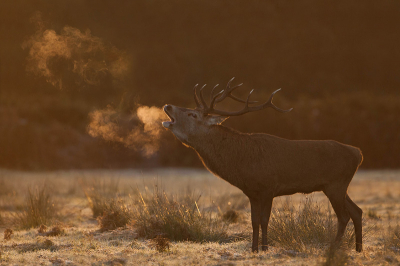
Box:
[162,106,175,128]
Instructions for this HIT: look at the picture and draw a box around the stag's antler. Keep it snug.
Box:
[194,78,256,109]
[194,77,293,116]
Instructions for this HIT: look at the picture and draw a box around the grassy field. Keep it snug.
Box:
[0,168,399,265]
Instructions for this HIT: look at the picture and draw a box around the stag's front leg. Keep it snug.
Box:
[250,198,261,252]
[261,197,273,251]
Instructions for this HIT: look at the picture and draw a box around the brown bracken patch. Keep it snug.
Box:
[150,235,171,252]
[38,224,47,234]
[4,228,13,240]
[38,225,64,237]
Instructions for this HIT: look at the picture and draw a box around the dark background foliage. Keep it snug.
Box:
[0,0,399,170]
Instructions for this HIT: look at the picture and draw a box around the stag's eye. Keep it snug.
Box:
[188,113,197,118]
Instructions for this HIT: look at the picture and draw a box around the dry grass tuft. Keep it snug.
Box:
[322,246,349,266]
[14,185,57,229]
[4,228,13,240]
[385,225,400,253]
[367,209,380,220]
[131,187,227,242]
[82,178,120,218]
[268,197,359,252]
[150,235,171,252]
[222,209,240,223]
[97,199,131,232]
[86,194,108,218]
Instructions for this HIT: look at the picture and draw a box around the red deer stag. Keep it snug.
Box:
[162,78,363,252]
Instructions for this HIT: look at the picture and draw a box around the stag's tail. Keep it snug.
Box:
[351,147,363,170]
[356,148,363,166]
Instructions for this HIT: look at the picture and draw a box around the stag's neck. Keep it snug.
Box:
[189,125,240,154]
[188,125,250,188]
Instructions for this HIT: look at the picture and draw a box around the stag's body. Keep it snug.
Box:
[193,126,362,198]
[163,78,363,252]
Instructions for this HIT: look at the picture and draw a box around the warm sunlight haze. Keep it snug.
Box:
[0,1,400,265]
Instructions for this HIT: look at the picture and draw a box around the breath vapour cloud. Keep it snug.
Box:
[87,106,167,157]
[22,17,129,89]
[23,14,167,157]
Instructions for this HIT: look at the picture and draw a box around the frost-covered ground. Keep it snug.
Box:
[0,169,399,265]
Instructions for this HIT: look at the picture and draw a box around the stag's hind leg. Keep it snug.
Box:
[346,194,363,252]
[324,187,351,246]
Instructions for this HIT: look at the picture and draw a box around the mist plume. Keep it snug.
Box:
[22,14,130,89]
[23,13,168,157]
[87,106,167,157]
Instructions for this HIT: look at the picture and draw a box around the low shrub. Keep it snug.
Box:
[81,178,120,218]
[14,185,57,229]
[268,197,361,252]
[81,178,131,232]
[323,246,349,266]
[85,193,109,219]
[97,199,131,232]
[384,225,400,253]
[131,187,227,242]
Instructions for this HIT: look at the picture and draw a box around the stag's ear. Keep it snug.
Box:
[204,115,229,125]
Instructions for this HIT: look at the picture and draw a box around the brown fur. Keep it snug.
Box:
[163,105,363,252]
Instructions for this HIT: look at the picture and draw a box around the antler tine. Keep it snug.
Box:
[210,84,220,101]
[193,84,202,108]
[245,89,255,108]
[265,89,294,113]
[228,89,255,115]
[209,89,225,110]
[199,84,209,110]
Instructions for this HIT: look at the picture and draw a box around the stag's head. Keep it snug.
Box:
[162,78,292,144]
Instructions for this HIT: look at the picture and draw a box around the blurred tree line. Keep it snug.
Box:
[0,0,399,169]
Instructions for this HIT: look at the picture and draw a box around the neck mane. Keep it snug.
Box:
[187,125,250,187]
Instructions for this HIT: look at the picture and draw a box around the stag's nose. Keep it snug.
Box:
[164,105,172,112]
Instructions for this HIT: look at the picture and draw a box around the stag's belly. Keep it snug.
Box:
[274,183,325,197]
